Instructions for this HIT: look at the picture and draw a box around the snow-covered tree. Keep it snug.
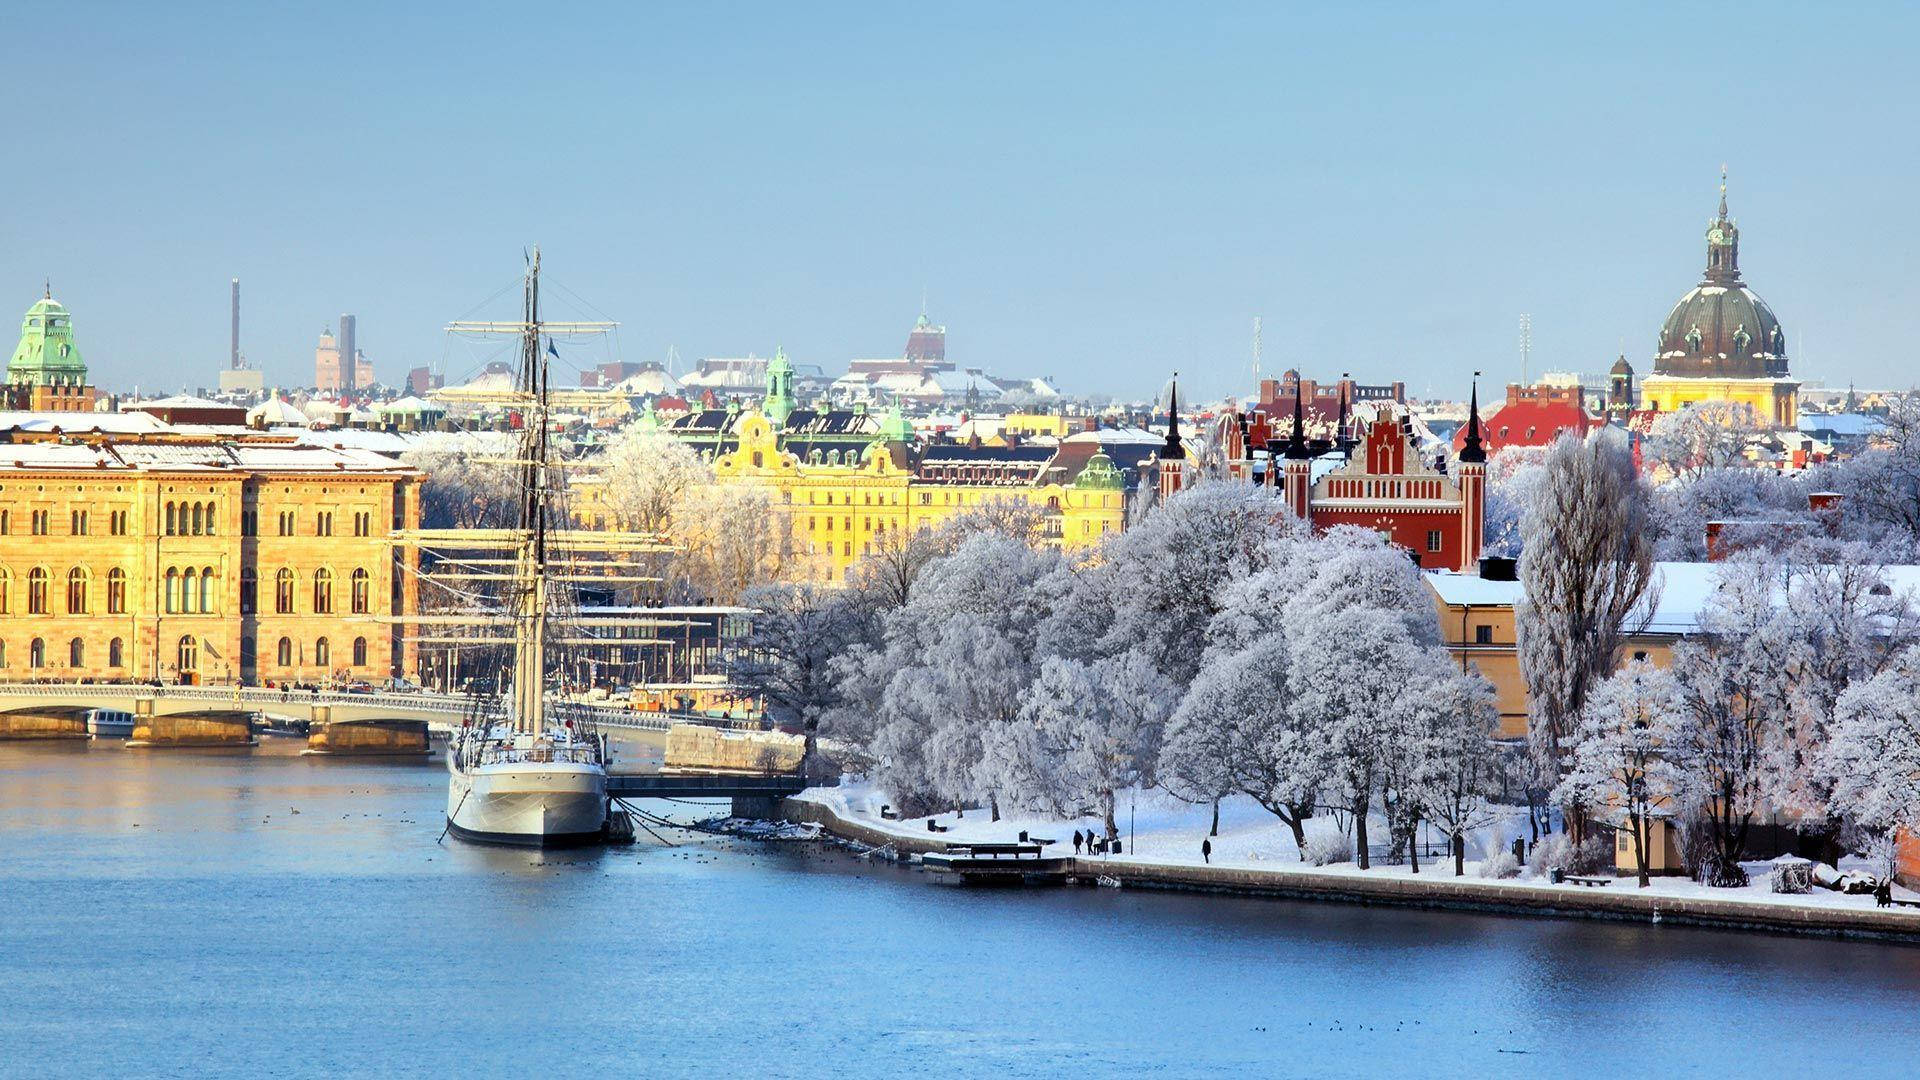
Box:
[595,424,711,534]
[1515,428,1657,830]
[1643,402,1759,481]
[404,432,521,529]
[669,484,797,603]
[1665,560,1793,886]
[1554,661,1682,887]
[1480,445,1549,559]
[724,582,865,773]
[1648,466,1810,562]
[1829,394,1920,555]
[984,653,1176,839]
[1409,664,1503,877]
[1825,646,1920,881]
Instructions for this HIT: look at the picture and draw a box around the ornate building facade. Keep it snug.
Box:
[0,435,419,684]
[1640,173,1799,426]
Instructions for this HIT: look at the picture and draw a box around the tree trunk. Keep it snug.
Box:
[1632,810,1650,888]
[989,793,1000,823]
[1407,818,1420,874]
[1289,815,1307,861]
[1355,802,1371,870]
[1102,789,1118,844]
[1453,831,1466,877]
[1210,797,1220,838]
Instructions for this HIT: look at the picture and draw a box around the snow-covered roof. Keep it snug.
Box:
[124,394,228,410]
[248,397,309,426]
[0,410,170,434]
[1429,562,1920,636]
[0,440,413,475]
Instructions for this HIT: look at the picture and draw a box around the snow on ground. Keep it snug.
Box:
[800,783,1920,914]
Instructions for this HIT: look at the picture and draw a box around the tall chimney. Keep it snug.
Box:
[230,279,241,370]
[339,313,357,398]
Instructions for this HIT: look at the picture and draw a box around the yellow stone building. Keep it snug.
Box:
[0,435,420,685]
[584,408,1141,583]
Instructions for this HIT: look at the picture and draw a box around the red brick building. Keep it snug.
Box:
[1157,376,1487,572]
[1449,382,1600,456]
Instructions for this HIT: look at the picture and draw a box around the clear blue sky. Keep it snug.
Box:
[7,2,1917,401]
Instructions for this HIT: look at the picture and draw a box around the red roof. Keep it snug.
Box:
[1454,399,1597,454]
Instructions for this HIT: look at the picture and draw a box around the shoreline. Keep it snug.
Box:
[780,796,1920,946]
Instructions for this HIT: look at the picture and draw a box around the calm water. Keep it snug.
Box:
[4,739,1918,1079]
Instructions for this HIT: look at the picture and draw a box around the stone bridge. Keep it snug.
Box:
[0,683,743,750]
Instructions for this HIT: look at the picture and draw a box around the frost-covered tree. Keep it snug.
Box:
[860,534,1061,815]
[724,582,865,773]
[1648,466,1811,562]
[1665,561,1793,886]
[1515,428,1656,832]
[1824,646,1920,881]
[669,484,797,603]
[1554,661,1682,887]
[1410,664,1503,877]
[1829,394,1920,554]
[595,424,711,533]
[1480,445,1549,559]
[1643,402,1758,481]
[1042,480,1298,683]
[404,432,522,529]
[984,653,1176,839]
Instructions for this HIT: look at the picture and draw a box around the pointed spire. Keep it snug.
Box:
[1161,372,1186,461]
[1459,372,1486,464]
[1718,164,1728,220]
[1335,373,1354,454]
[44,279,51,300]
[1284,379,1310,460]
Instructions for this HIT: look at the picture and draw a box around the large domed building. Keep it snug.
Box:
[1640,173,1799,427]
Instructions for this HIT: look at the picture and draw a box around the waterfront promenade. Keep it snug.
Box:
[787,787,1920,944]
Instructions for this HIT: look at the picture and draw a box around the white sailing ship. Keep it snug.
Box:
[440,248,619,847]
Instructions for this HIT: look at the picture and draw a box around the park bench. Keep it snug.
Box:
[1564,874,1612,888]
[1889,898,1920,910]
[925,820,950,833]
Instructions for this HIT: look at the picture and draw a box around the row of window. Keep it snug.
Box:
[2,634,372,670]
[0,503,380,539]
[0,566,376,616]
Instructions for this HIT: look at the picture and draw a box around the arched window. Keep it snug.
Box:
[203,502,215,535]
[312,569,333,614]
[181,568,198,614]
[276,636,293,666]
[352,636,368,666]
[108,637,124,668]
[27,568,48,615]
[350,568,371,614]
[165,503,176,535]
[0,568,12,614]
[164,568,180,614]
[65,567,88,614]
[177,635,198,673]
[314,637,330,667]
[199,566,214,613]
[191,503,204,535]
[275,569,295,614]
[29,637,44,668]
[240,568,256,614]
[68,637,83,667]
[107,568,127,614]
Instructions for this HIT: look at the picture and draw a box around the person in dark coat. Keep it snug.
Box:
[1072,830,1083,854]
[1202,838,1212,864]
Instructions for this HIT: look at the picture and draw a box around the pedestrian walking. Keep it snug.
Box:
[1072,830,1083,855]
[1202,838,1212,864]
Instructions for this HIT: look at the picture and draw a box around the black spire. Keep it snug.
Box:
[1160,372,1186,461]
[1284,380,1311,460]
[1335,374,1354,455]
[1458,373,1487,464]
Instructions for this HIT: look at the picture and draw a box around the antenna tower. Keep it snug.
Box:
[1252,315,1262,385]
[1519,313,1533,386]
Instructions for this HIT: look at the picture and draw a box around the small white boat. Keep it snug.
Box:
[86,708,136,739]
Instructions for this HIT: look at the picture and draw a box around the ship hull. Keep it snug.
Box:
[446,759,607,847]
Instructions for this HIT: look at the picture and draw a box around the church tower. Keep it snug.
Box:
[1281,386,1312,519]
[1455,377,1488,573]
[1156,373,1189,502]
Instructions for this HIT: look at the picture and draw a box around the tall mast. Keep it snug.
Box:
[514,248,550,734]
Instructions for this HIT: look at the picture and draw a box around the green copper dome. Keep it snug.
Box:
[1073,450,1125,491]
[9,293,89,387]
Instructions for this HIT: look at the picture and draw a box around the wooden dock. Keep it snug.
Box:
[920,841,1075,884]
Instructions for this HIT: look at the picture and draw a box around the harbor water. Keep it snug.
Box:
[4,738,1919,1079]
